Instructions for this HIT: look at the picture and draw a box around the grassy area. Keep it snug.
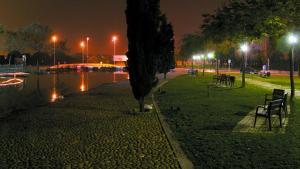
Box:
[0,83,180,168]
[156,74,300,169]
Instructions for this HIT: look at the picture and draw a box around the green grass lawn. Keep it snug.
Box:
[156,74,300,169]
[0,83,180,169]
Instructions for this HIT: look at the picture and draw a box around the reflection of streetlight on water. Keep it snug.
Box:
[51,73,64,102]
[80,72,89,92]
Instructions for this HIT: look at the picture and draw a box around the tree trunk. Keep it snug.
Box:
[290,46,295,99]
[139,97,145,113]
[164,72,167,80]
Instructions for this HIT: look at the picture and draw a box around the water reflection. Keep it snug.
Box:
[51,73,62,102]
[80,72,89,92]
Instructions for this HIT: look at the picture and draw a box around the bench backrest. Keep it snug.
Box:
[272,89,285,100]
[267,99,283,115]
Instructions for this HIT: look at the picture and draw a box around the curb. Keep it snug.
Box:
[152,81,194,169]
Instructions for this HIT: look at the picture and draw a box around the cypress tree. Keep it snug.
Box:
[158,14,175,79]
[126,0,161,112]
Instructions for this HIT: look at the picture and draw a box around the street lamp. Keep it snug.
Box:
[112,36,118,66]
[207,52,215,73]
[80,41,85,64]
[199,54,205,76]
[240,43,249,87]
[52,35,57,66]
[86,37,90,63]
[287,33,298,98]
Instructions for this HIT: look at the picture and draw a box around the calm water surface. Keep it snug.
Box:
[0,72,129,114]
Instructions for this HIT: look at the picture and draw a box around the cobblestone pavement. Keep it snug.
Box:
[0,83,180,169]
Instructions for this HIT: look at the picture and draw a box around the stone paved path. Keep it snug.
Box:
[246,78,300,97]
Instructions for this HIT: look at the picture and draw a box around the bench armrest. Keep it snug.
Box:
[256,105,267,114]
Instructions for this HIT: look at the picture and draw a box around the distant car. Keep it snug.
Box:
[259,70,271,77]
[240,67,258,74]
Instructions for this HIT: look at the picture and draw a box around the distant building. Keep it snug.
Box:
[113,55,128,67]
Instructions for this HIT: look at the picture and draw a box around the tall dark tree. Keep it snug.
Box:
[158,14,175,79]
[126,0,161,112]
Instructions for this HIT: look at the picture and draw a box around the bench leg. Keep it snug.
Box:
[279,113,282,127]
[268,116,272,131]
[254,114,258,127]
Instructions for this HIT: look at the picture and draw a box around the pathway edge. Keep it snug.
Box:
[152,80,194,169]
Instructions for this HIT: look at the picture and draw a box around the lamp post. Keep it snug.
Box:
[112,36,117,66]
[240,43,249,87]
[207,52,215,73]
[192,55,201,76]
[80,41,85,64]
[201,54,206,76]
[86,37,90,63]
[287,33,298,98]
[52,35,57,66]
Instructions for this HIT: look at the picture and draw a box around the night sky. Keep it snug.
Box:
[0,0,226,55]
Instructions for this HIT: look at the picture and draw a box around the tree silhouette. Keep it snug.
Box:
[126,0,161,112]
[158,14,175,79]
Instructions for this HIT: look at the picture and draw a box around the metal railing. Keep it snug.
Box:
[0,64,24,73]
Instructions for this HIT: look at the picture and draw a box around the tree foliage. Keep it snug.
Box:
[178,34,203,61]
[201,0,300,42]
[126,0,161,112]
[157,14,175,79]
[4,23,52,53]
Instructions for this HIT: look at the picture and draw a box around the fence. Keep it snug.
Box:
[0,65,24,73]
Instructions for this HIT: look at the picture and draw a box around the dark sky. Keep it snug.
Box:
[0,0,226,55]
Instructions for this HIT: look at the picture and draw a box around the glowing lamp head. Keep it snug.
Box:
[52,35,57,42]
[112,36,117,42]
[207,52,215,59]
[288,33,298,45]
[86,37,90,41]
[80,41,85,48]
[51,92,58,102]
[192,55,200,60]
[240,43,249,53]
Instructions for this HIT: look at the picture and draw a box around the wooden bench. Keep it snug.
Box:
[254,99,283,131]
[212,74,235,87]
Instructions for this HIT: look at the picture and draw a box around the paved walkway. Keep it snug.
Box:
[246,78,300,97]
[0,76,185,168]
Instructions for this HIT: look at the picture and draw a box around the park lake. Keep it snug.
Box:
[0,71,129,116]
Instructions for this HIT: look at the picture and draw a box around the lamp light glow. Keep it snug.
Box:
[192,55,201,60]
[240,43,249,53]
[288,33,298,45]
[207,52,215,59]
[52,35,57,42]
[112,36,117,42]
[80,41,85,48]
